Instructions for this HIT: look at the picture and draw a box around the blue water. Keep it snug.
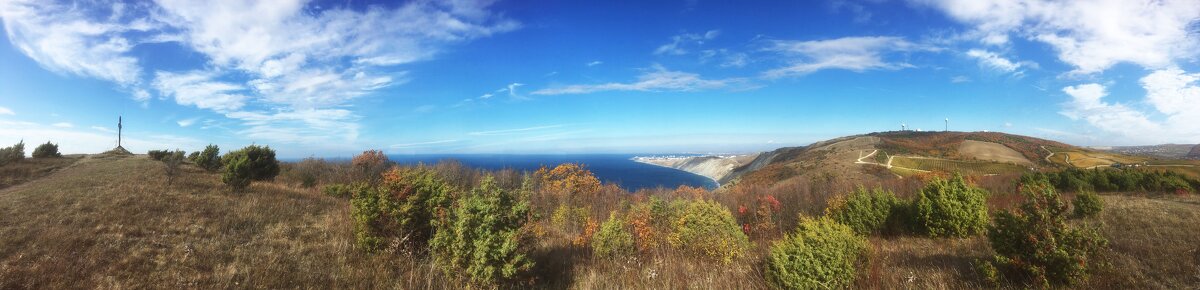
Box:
[385,154,718,191]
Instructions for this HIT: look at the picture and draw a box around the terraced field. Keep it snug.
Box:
[889,156,1029,176]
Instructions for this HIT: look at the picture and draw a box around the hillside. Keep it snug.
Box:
[727,131,1074,188]
[1,147,1199,288]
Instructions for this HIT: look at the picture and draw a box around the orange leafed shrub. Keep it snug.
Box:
[673,185,710,199]
[536,163,601,197]
[572,217,600,247]
[352,149,391,183]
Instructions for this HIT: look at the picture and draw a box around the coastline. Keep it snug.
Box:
[631,157,722,187]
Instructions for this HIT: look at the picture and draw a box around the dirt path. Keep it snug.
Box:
[855,150,931,174]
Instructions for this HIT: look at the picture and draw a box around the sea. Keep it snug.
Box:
[385,154,718,191]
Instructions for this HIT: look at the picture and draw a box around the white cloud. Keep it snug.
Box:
[654,30,720,55]
[0,106,13,115]
[389,139,459,148]
[152,70,249,112]
[176,117,199,127]
[951,75,971,83]
[51,122,73,128]
[507,83,524,98]
[0,0,154,86]
[469,124,566,136]
[1059,83,1162,141]
[480,93,493,99]
[587,60,603,66]
[91,126,115,133]
[762,36,936,78]
[965,49,1024,72]
[1,0,518,146]
[915,0,1200,74]
[532,65,743,95]
[1141,68,1200,139]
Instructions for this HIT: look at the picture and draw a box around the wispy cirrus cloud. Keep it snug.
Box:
[0,106,13,115]
[532,65,745,95]
[762,36,938,78]
[468,124,567,136]
[390,139,460,149]
[654,30,720,55]
[965,49,1032,74]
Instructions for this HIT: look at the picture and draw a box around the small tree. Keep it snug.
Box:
[192,144,222,172]
[0,140,25,165]
[148,149,170,161]
[1073,190,1103,218]
[912,174,989,238]
[161,150,185,186]
[222,154,252,191]
[351,149,390,183]
[985,181,1108,287]
[431,175,533,286]
[31,141,61,158]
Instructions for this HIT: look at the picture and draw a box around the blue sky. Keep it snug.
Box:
[1,0,1199,157]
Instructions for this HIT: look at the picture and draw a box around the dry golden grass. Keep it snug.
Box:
[0,156,82,190]
[0,156,448,289]
[2,155,1197,289]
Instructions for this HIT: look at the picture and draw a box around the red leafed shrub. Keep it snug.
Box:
[351,149,391,183]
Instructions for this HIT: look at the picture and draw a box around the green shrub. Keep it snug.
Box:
[668,199,751,263]
[350,168,459,253]
[986,181,1108,287]
[222,145,279,181]
[31,141,61,158]
[222,154,252,191]
[147,149,170,161]
[1073,190,1103,218]
[431,175,533,285]
[826,187,900,235]
[912,174,989,238]
[191,144,222,172]
[322,183,356,199]
[765,216,868,289]
[0,140,24,165]
[593,212,636,259]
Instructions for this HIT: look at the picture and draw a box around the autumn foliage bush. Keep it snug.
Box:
[912,174,989,238]
[536,163,601,198]
[351,149,390,183]
[983,181,1108,287]
[668,199,751,263]
[737,194,782,238]
[765,216,868,289]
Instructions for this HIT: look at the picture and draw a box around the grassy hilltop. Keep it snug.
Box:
[0,138,1199,288]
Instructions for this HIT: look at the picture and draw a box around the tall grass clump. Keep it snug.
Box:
[765,216,868,289]
[982,181,1108,287]
[668,199,751,264]
[825,187,901,235]
[431,175,533,286]
[912,174,989,238]
[31,141,61,158]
